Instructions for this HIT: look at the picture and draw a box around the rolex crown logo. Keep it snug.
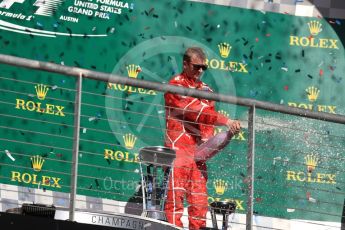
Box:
[123,133,137,149]
[213,179,228,195]
[308,21,322,36]
[214,110,229,135]
[218,42,232,58]
[218,110,229,118]
[304,154,318,173]
[305,86,320,102]
[214,127,223,135]
[31,155,45,172]
[126,64,141,78]
[35,84,49,100]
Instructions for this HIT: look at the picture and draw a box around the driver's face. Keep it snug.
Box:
[183,55,207,81]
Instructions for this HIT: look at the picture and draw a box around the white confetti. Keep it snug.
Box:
[281,67,288,72]
[135,184,141,192]
[318,61,324,67]
[134,169,139,173]
[280,99,284,104]
[5,150,15,161]
[88,117,96,122]
[28,94,35,98]
[61,61,64,65]
[283,157,289,166]
[217,24,220,28]
[287,208,295,212]
[158,110,164,114]
[52,85,58,90]
[174,21,177,27]
[273,156,281,165]
[83,128,87,133]
[308,197,316,203]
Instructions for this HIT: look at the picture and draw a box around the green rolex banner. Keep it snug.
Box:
[0,0,344,224]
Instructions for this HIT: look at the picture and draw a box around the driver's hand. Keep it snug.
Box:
[226,119,241,135]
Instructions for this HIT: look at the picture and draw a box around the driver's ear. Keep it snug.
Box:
[183,60,188,69]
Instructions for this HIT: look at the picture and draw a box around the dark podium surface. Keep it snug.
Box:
[0,210,181,230]
[0,211,118,230]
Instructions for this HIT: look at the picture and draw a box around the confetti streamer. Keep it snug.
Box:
[308,197,316,203]
[255,197,262,202]
[88,117,96,122]
[5,150,15,161]
[135,184,141,192]
[283,157,289,166]
[273,156,281,165]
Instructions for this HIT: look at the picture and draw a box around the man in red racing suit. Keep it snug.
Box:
[164,47,241,229]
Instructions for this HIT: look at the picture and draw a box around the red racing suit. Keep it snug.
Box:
[164,73,229,229]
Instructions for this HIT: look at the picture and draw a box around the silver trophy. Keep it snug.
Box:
[195,130,234,162]
[139,146,176,221]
